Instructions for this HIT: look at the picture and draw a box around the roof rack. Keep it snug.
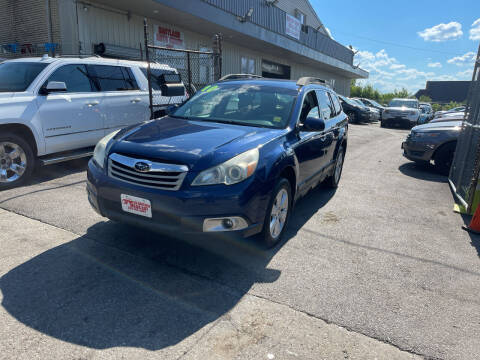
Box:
[296,77,330,87]
[219,74,263,81]
[53,54,102,58]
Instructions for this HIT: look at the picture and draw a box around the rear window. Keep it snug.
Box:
[0,62,48,92]
[140,67,176,91]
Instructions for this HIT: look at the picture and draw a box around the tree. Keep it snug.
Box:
[419,95,432,103]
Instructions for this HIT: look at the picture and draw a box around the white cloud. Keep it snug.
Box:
[418,22,463,42]
[427,62,442,68]
[325,27,334,40]
[353,48,436,93]
[456,69,473,79]
[470,18,480,40]
[390,64,406,70]
[447,51,476,66]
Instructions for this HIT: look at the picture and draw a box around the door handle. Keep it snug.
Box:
[131,98,142,103]
[87,100,100,107]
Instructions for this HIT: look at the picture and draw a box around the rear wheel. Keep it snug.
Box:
[261,178,292,248]
[0,133,35,190]
[434,142,456,175]
[325,146,345,188]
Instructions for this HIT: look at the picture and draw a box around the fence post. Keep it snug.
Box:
[144,18,154,120]
[212,33,223,81]
[187,51,192,96]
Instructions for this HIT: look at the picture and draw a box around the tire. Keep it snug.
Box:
[0,133,35,190]
[380,121,385,128]
[347,111,357,124]
[261,178,292,248]
[433,142,456,175]
[325,146,345,188]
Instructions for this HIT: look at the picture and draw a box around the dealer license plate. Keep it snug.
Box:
[121,194,152,218]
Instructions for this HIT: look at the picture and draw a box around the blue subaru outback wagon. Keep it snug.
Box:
[87,77,348,247]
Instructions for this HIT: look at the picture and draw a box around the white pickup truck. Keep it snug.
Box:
[0,56,186,189]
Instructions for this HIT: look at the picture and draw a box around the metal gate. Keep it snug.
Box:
[143,19,222,118]
[449,44,480,213]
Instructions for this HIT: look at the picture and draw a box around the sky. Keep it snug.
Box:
[312,0,480,94]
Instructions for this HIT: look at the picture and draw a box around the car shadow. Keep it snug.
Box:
[398,162,447,183]
[280,184,337,242]
[0,220,283,351]
[30,158,90,185]
[460,214,480,259]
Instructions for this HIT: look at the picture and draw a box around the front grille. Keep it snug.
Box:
[108,153,188,190]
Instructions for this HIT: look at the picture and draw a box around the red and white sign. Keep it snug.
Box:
[121,194,152,218]
[285,14,301,40]
[154,25,184,49]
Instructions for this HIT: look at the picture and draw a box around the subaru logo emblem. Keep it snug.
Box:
[134,161,151,173]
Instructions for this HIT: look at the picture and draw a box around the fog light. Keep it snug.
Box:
[203,217,248,232]
[222,218,234,229]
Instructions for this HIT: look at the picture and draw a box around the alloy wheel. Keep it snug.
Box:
[334,149,344,184]
[0,142,27,183]
[269,188,289,239]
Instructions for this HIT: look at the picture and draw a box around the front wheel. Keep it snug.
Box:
[347,111,357,124]
[0,134,35,190]
[434,142,456,175]
[261,178,292,248]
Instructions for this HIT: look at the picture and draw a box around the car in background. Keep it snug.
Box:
[430,113,464,123]
[352,98,381,122]
[0,56,186,189]
[356,98,385,118]
[402,120,461,174]
[418,103,434,125]
[434,106,465,117]
[338,95,371,123]
[87,77,348,247]
[381,98,420,128]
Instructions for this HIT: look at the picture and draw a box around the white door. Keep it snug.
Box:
[88,64,149,133]
[35,64,105,154]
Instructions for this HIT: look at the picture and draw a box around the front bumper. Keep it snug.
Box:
[87,159,267,238]
[383,116,418,128]
[401,139,436,162]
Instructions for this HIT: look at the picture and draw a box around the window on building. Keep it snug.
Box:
[295,9,306,25]
[241,57,255,75]
[89,65,139,91]
[45,64,94,93]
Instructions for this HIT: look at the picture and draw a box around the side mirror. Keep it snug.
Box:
[302,117,326,132]
[41,81,67,95]
[160,83,186,97]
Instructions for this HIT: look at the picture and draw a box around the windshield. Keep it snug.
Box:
[388,99,418,109]
[0,62,49,92]
[172,83,297,129]
[369,99,382,107]
[353,99,367,108]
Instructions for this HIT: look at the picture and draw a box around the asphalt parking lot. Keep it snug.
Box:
[1,123,479,360]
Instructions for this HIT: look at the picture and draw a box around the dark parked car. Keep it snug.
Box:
[87,77,348,247]
[402,120,461,174]
[338,95,370,123]
[355,98,385,118]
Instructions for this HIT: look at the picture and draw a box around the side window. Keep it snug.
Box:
[122,67,139,90]
[300,91,320,123]
[45,64,93,93]
[316,90,334,120]
[329,93,342,115]
[90,65,132,91]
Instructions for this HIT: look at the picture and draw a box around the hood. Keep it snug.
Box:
[413,120,462,132]
[110,117,284,171]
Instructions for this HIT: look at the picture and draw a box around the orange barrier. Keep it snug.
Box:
[462,204,480,234]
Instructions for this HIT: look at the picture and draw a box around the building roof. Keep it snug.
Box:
[415,81,470,103]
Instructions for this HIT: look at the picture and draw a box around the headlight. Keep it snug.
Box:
[192,148,259,186]
[408,110,418,115]
[413,132,440,138]
[93,130,120,168]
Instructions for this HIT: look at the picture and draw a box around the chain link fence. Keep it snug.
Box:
[144,20,222,118]
[449,44,480,212]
